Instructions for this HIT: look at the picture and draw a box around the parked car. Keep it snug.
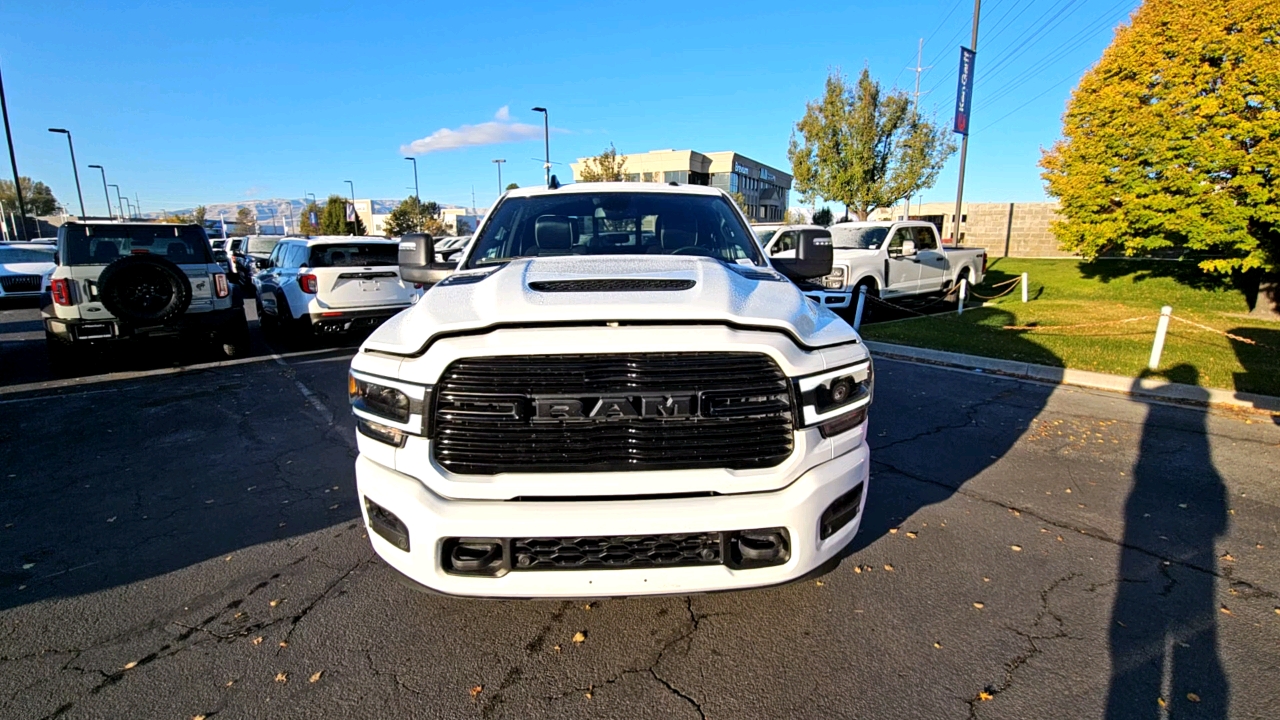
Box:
[0,242,57,301]
[253,236,420,338]
[41,221,248,364]
[232,235,282,293]
[757,221,987,310]
[349,182,872,598]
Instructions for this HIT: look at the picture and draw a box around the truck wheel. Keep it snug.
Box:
[255,296,277,335]
[851,279,879,321]
[219,311,251,358]
[274,294,311,348]
[98,254,192,325]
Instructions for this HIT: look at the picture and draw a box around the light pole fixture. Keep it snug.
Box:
[344,180,356,236]
[2,63,29,239]
[404,157,419,202]
[87,164,112,219]
[531,107,549,186]
[108,183,124,220]
[492,158,506,195]
[49,129,85,217]
[122,196,133,219]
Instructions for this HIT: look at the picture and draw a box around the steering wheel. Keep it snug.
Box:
[670,245,714,257]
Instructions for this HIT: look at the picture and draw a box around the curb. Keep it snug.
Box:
[863,341,1280,416]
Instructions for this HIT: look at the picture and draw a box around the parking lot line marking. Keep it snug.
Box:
[0,347,356,397]
[271,352,335,426]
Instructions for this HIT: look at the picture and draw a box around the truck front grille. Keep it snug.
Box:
[433,353,794,475]
[512,533,722,570]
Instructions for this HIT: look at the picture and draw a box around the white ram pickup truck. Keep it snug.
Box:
[756,220,987,309]
[349,182,873,598]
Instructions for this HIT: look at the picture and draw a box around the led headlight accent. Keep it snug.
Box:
[349,370,431,437]
[796,360,873,426]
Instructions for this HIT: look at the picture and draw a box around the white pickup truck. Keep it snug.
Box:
[756,220,987,309]
[348,182,873,598]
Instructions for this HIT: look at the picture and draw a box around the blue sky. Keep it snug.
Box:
[0,0,1139,215]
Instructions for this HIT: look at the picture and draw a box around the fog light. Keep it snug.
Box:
[357,419,406,447]
[364,497,410,551]
[820,483,864,540]
[726,528,791,569]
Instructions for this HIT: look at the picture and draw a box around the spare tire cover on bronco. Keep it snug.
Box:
[98,254,193,324]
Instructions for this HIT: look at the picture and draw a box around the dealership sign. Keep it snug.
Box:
[953,46,977,135]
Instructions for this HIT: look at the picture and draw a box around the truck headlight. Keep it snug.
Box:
[795,360,872,437]
[349,371,431,444]
[821,266,846,290]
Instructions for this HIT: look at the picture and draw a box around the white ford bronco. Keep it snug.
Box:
[42,221,248,365]
[348,182,873,598]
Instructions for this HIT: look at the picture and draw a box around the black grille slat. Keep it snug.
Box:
[433,353,794,475]
[529,279,696,293]
[0,275,41,293]
[512,533,722,570]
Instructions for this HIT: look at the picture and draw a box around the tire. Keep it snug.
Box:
[98,254,192,325]
[255,296,277,335]
[274,293,311,347]
[219,310,251,358]
[849,279,879,322]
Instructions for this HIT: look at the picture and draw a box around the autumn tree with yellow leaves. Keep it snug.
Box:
[1040,0,1280,295]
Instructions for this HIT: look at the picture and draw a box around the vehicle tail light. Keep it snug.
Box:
[51,278,73,306]
[299,273,318,294]
[213,273,230,298]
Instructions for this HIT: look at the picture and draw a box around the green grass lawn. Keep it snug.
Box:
[860,258,1280,397]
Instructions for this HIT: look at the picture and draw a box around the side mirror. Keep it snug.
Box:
[901,239,917,257]
[771,229,833,282]
[254,258,272,269]
[399,233,456,285]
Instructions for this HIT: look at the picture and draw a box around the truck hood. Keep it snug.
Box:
[362,255,856,355]
[831,248,879,259]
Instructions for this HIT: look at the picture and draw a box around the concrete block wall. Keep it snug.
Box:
[884,201,1068,257]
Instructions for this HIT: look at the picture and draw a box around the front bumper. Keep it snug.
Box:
[355,442,869,598]
[802,289,852,309]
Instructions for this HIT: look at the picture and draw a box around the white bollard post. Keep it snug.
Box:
[958,278,968,315]
[1021,272,1029,303]
[853,284,868,331]
[1148,305,1173,370]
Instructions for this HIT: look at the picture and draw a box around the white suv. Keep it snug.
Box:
[253,236,420,338]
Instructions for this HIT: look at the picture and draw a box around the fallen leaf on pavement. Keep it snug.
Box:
[973,602,985,609]
[279,642,288,648]
[225,680,234,687]
[933,642,942,649]
[583,603,593,611]
[1220,554,1234,562]
[815,580,824,587]
[553,644,562,653]
[1056,536,1064,542]
[585,685,594,699]
[194,715,206,720]
[1187,693,1201,703]
[310,671,323,683]
[1011,545,1022,552]
[978,691,993,701]
[889,528,899,534]
[270,599,282,607]
[572,631,586,644]
[123,661,138,670]
[883,564,894,571]
[275,672,287,683]
[1157,697,1166,707]
[252,637,263,645]
[854,566,863,574]
[906,532,918,539]
[1220,606,1232,615]
[469,685,483,699]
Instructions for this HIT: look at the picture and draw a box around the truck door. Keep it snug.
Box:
[913,226,949,292]
[883,226,921,295]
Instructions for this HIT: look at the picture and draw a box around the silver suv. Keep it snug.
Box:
[42,221,249,366]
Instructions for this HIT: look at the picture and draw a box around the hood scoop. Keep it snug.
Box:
[528,278,696,293]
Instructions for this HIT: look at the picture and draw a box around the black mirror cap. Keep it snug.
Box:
[399,233,456,285]
[772,228,833,282]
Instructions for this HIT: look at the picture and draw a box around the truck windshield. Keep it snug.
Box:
[0,246,56,263]
[465,191,765,268]
[830,226,889,250]
[246,238,280,255]
[61,224,213,265]
[308,243,398,267]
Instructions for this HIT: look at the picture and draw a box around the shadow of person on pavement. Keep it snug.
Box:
[1105,365,1228,718]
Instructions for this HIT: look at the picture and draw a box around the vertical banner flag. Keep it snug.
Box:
[346,202,356,222]
[953,47,977,135]
[309,210,318,226]
[220,218,227,239]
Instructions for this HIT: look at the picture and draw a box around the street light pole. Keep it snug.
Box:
[404,157,419,202]
[531,107,549,186]
[1,62,29,240]
[122,196,133,219]
[951,0,982,245]
[492,158,506,195]
[87,164,112,219]
[108,183,124,219]
[48,129,86,218]
[344,180,355,236]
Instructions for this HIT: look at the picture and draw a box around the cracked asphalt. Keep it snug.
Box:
[2,301,1279,719]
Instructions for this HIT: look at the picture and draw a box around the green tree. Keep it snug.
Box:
[193,205,207,226]
[235,206,258,235]
[0,177,60,215]
[577,143,629,182]
[384,196,448,237]
[788,68,955,221]
[1040,0,1280,282]
[812,207,834,227]
[299,202,321,236]
[784,209,807,225]
[318,194,366,236]
[730,191,750,214]
[505,182,520,191]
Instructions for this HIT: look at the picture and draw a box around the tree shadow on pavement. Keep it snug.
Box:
[1229,326,1280,425]
[848,307,1062,555]
[1105,365,1228,718]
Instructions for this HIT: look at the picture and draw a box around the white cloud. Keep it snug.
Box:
[401,106,546,155]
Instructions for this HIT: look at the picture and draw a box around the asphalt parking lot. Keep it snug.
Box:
[1,300,1278,719]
